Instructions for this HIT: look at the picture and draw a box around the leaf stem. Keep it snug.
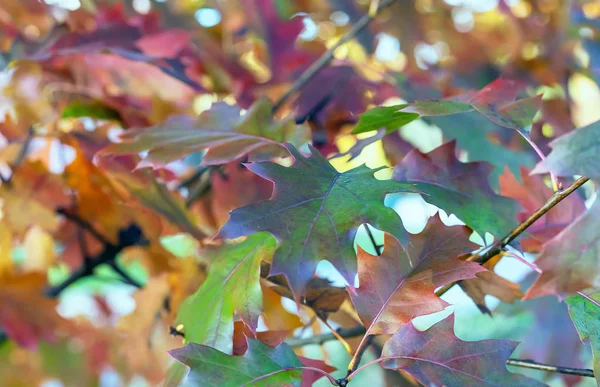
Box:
[272,0,396,113]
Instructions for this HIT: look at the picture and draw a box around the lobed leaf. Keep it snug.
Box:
[381,314,546,387]
[393,141,520,238]
[176,233,276,353]
[350,215,484,335]
[218,143,417,297]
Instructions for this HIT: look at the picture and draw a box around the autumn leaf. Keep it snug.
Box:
[393,140,520,238]
[459,253,523,315]
[525,198,600,300]
[265,276,347,320]
[532,120,600,178]
[0,273,70,350]
[176,233,276,353]
[350,215,484,336]
[102,98,310,167]
[380,314,546,386]
[231,321,288,356]
[168,339,332,387]
[566,292,600,384]
[218,143,417,297]
[261,284,303,332]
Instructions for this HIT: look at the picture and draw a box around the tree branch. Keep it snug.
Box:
[272,0,396,113]
[56,208,115,247]
[5,127,34,185]
[108,261,144,289]
[286,326,366,348]
[45,225,145,297]
[436,176,589,298]
[506,358,595,378]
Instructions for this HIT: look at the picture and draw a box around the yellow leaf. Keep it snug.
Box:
[23,226,56,272]
[0,219,13,278]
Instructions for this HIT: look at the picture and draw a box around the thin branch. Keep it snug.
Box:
[319,317,354,356]
[506,358,595,378]
[5,127,34,185]
[45,225,144,297]
[108,261,144,289]
[272,0,396,113]
[286,326,366,348]
[56,208,114,247]
[436,176,589,298]
[365,224,382,255]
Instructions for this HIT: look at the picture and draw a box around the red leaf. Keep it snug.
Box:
[350,215,484,335]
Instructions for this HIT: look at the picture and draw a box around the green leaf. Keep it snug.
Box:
[393,141,520,238]
[351,104,419,134]
[532,120,600,178]
[61,101,120,121]
[177,233,276,353]
[218,144,416,296]
[566,292,600,384]
[406,100,473,116]
[101,97,310,167]
[169,339,304,387]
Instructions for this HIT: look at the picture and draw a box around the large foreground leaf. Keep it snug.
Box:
[566,292,600,385]
[350,215,484,335]
[218,144,416,296]
[532,120,600,178]
[381,314,546,387]
[525,198,600,299]
[393,141,520,238]
[168,339,332,387]
[103,98,310,167]
[176,233,276,353]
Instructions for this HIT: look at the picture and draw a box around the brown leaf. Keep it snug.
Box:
[459,253,523,314]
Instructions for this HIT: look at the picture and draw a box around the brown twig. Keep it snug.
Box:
[506,358,595,378]
[4,127,34,185]
[435,176,589,298]
[286,326,366,348]
[365,224,382,255]
[272,0,396,113]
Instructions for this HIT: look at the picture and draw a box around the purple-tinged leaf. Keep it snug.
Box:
[218,144,416,297]
[381,314,546,387]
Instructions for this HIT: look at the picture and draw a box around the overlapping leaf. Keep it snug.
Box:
[176,233,276,353]
[350,215,484,335]
[168,339,331,387]
[532,120,600,178]
[218,143,416,296]
[459,253,523,314]
[525,198,600,300]
[103,98,310,168]
[393,141,520,237]
[353,79,542,136]
[380,314,546,387]
[566,292,600,384]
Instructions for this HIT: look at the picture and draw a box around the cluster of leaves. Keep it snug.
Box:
[1,0,600,386]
